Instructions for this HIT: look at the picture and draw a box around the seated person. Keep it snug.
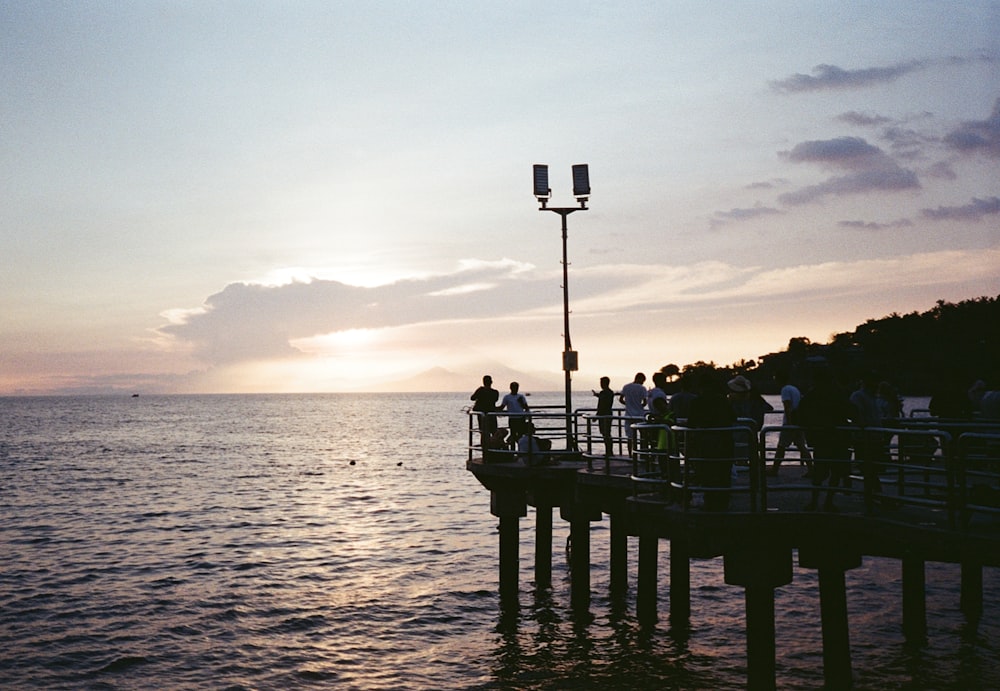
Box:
[483,428,509,463]
[517,422,552,465]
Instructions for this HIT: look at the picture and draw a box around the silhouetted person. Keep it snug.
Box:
[928,380,974,419]
[517,421,552,466]
[592,376,615,457]
[850,372,885,505]
[470,375,499,443]
[499,381,530,448]
[876,381,902,420]
[483,428,509,463]
[727,374,773,431]
[619,372,647,456]
[668,372,697,422]
[644,370,672,446]
[772,369,812,476]
[798,368,853,511]
[973,381,1000,420]
[687,372,736,511]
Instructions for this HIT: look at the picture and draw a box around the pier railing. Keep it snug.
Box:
[630,422,761,511]
[467,408,1000,530]
[467,407,589,464]
[622,420,1000,530]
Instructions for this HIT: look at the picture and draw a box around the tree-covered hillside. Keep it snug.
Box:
[673,296,1000,396]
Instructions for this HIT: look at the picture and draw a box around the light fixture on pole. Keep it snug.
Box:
[533,163,590,450]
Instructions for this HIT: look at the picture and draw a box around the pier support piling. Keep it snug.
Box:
[609,511,628,598]
[902,557,927,641]
[570,515,591,608]
[800,547,861,691]
[637,530,658,625]
[744,584,778,691]
[535,504,553,589]
[724,545,793,691]
[670,538,691,628]
[561,503,600,610]
[961,560,983,622]
[491,491,527,602]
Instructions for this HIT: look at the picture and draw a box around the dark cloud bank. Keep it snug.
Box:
[714,58,999,228]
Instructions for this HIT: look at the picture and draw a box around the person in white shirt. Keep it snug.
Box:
[499,381,530,447]
[772,371,813,476]
[618,372,647,456]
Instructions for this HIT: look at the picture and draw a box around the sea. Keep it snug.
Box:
[1,392,998,690]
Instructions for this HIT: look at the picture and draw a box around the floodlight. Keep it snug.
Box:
[533,164,550,199]
[572,164,590,198]
[530,161,591,449]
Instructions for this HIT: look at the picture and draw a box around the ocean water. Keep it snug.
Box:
[1,393,998,690]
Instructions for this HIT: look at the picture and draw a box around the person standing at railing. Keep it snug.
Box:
[850,373,886,505]
[470,375,500,444]
[593,376,616,458]
[499,381,531,449]
[687,372,737,511]
[771,369,813,477]
[647,372,674,446]
[726,375,773,431]
[647,371,669,419]
[669,373,697,422]
[619,372,647,457]
[799,367,853,512]
[876,381,902,420]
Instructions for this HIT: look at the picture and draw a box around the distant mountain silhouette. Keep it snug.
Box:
[378,365,563,393]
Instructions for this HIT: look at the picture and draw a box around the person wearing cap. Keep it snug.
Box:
[726,374,773,431]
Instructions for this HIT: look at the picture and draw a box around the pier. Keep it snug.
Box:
[466,409,1000,689]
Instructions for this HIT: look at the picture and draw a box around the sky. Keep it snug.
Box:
[2,1,999,395]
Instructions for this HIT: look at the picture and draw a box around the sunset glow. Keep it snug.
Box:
[2,3,997,394]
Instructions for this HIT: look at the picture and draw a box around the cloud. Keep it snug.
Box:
[921,196,1000,221]
[944,97,1000,157]
[836,111,892,127]
[779,169,920,205]
[837,219,914,230]
[835,111,937,158]
[771,60,926,92]
[771,55,997,94]
[573,249,1000,316]
[781,136,882,166]
[880,125,934,157]
[157,260,632,365]
[924,161,957,180]
[709,205,783,228]
[745,178,789,190]
[777,136,920,204]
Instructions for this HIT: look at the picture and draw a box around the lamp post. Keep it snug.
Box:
[533,163,590,449]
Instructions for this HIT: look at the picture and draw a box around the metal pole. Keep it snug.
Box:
[560,210,573,449]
